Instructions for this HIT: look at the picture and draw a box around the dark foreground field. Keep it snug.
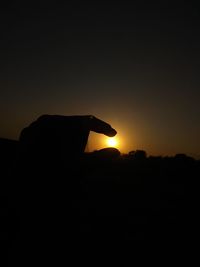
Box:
[0,138,199,265]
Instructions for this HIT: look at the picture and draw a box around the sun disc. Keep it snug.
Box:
[106,137,118,148]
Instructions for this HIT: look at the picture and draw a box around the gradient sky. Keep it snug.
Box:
[1,2,200,157]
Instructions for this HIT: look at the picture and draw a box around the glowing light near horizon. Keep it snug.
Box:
[106,137,119,148]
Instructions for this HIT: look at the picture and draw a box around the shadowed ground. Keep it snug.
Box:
[0,135,199,265]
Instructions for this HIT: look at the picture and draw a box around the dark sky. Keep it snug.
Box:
[1,1,200,157]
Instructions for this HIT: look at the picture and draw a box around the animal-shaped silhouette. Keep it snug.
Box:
[19,114,117,163]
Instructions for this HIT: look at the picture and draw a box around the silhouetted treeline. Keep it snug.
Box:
[0,138,199,265]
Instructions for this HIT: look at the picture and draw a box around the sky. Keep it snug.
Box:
[1,1,200,157]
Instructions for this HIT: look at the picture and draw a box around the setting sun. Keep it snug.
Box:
[106,137,119,148]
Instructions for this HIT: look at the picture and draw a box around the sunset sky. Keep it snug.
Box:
[1,2,200,157]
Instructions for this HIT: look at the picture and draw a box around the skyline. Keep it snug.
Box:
[1,2,200,158]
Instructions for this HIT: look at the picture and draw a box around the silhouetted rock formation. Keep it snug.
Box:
[19,115,117,166]
[93,147,121,159]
